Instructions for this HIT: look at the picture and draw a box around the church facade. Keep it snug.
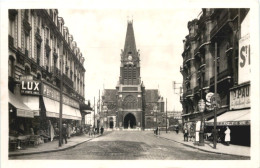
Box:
[101,20,165,130]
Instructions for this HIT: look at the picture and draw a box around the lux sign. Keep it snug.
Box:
[21,81,41,95]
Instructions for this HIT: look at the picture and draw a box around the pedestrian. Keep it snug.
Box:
[183,127,188,141]
[224,126,231,146]
[101,126,104,135]
[62,123,67,144]
[176,126,179,134]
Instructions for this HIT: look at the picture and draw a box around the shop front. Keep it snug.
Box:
[205,83,250,146]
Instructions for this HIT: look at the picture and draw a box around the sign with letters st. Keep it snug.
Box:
[239,11,250,84]
[21,80,41,95]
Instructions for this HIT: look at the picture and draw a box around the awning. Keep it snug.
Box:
[43,97,60,118]
[206,109,250,126]
[43,97,81,120]
[22,95,40,116]
[81,110,92,114]
[9,91,34,118]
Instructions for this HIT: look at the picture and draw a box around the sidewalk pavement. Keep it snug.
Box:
[156,131,250,158]
[9,134,100,157]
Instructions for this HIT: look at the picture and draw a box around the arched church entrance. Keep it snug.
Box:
[124,113,136,129]
[109,117,114,128]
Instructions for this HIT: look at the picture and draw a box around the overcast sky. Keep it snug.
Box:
[58,8,202,111]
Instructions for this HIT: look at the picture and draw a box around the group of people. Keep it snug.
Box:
[183,126,231,146]
[88,127,104,137]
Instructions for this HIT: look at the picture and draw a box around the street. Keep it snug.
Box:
[9,131,249,160]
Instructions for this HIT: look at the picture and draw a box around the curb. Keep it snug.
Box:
[9,135,102,157]
[156,135,250,158]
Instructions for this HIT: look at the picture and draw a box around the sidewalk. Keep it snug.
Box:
[9,134,100,157]
[156,131,250,157]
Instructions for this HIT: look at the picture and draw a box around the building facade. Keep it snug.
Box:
[180,8,250,146]
[8,9,90,144]
[100,20,165,130]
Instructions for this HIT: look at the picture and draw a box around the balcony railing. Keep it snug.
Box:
[35,27,42,42]
[194,85,200,94]
[62,74,73,88]
[210,69,231,85]
[25,49,29,57]
[210,10,229,39]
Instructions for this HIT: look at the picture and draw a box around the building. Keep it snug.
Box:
[180,8,250,146]
[8,9,91,143]
[100,20,165,130]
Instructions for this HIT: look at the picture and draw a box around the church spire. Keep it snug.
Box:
[123,20,137,56]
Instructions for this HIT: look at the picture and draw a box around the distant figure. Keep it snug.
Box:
[62,123,67,144]
[176,126,179,134]
[225,126,231,146]
[101,127,104,135]
[184,127,188,142]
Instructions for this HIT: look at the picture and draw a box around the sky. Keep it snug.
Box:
[58,8,202,111]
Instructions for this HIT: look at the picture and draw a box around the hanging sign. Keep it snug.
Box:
[198,99,206,112]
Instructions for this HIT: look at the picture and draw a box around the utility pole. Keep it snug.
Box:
[166,98,168,133]
[94,97,95,128]
[59,50,63,147]
[213,42,218,149]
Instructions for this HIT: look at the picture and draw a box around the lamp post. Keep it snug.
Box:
[213,42,218,149]
[58,52,63,147]
[166,98,168,133]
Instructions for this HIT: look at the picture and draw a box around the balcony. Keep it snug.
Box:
[37,57,40,65]
[45,39,51,52]
[62,74,73,88]
[186,89,193,98]
[210,69,231,85]
[35,27,42,43]
[25,49,29,57]
[9,35,14,48]
[23,19,31,34]
[210,10,229,39]
[194,85,200,94]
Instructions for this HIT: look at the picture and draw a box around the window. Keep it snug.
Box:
[37,73,41,80]
[25,66,30,75]
[37,44,41,65]
[8,57,15,77]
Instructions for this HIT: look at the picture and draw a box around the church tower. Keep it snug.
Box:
[119,20,141,85]
[116,20,144,129]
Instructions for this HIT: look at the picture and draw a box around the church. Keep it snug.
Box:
[101,20,165,130]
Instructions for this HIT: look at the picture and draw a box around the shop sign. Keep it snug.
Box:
[239,11,250,84]
[17,109,34,118]
[42,84,79,108]
[230,85,250,110]
[198,99,206,112]
[210,93,221,108]
[21,80,41,95]
[206,120,250,126]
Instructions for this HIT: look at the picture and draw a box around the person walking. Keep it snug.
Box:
[62,123,67,144]
[224,126,231,146]
[176,126,179,134]
[183,127,188,142]
[101,126,104,135]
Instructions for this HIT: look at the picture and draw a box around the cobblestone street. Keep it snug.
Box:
[9,131,249,160]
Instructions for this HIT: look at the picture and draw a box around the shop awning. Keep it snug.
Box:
[206,109,250,126]
[81,110,92,114]
[22,96,40,116]
[9,91,34,118]
[43,97,81,120]
[43,97,60,118]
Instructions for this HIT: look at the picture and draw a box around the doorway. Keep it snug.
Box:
[124,113,136,129]
[109,117,114,128]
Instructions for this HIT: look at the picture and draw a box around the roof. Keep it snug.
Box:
[145,89,159,102]
[102,89,117,102]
